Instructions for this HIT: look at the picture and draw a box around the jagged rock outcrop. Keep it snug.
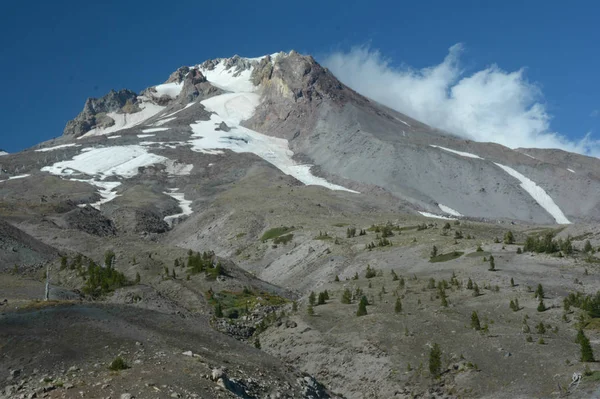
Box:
[165,66,190,83]
[63,89,138,137]
[178,68,222,104]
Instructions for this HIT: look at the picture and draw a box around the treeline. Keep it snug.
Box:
[523,233,573,255]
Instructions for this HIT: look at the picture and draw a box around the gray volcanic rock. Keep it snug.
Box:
[0,218,59,271]
[178,68,222,104]
[165,66,190,83]
[243,51,600,223]
[63,89,138,137]
[63,205,117,236]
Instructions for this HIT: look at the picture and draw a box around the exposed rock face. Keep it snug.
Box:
[178,68,222,104]
[0,218,59,272]
[63,205,117,236]
[63,89,138,137]
[165,66,190,83]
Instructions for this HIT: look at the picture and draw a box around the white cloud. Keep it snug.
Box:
[322,45,600,156]
[591,109,599,117]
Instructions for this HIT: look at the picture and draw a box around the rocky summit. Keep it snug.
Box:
[1,51,599,399]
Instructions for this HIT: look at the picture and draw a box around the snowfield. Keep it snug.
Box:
[41,145,168,179]
[430,145,483,159]
[41,145,193,207]
[0,151,8,156]
[79,98,165,138]
[35,144,80,152]
[189,92,358,193]
[438,204,462,217]
[152,82,183,99]
[198,60,258,93]
[494,163,571,224]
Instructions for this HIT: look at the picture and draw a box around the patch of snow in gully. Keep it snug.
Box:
[430,145,483,159]
[438,204,462,217]
[418,211,457,220]
[164,188,193,225]
[35,144,80,152]
[494,163,570,224]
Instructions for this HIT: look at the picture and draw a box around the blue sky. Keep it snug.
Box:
[1,0,598,153]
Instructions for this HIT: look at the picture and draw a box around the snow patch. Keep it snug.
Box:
[152,82,183,98]
[41,145,168,179]
[35,144,80,152]
[142,128,169,133]
[164,160,193,176]
[153,117,176,127]
[567,168,575,174]
[494,163,571,224]
[80,99,165,138]
[189,113,357,193]
[418,211,457,220]
[0,174,30,183]
[430,145,483,159]
[0,151,8,156]
[137,134,155,138]
[438,204,462,217]
[163,188,193,225]
[198,60,257,93]
[71,179,121,209]
[107,135,121,139]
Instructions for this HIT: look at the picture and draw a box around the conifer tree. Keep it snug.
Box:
[429,343,442,378]
[534,284,544,299]
[334,275,340,282]
[471,311,481,330]
[579,330,595,362]
[488,255,495,271]
[309,291,316,306]
[318,292,326,305]
[510,277,515,287]
[341,288,352,304]
[473,283,481,297]
[357,296,368,316]
[395,297,402,313]
[431,245,438,258]
[307,304,315,316]
[537,299,546,312]
[215,302,223,318]
[467,278,473,290]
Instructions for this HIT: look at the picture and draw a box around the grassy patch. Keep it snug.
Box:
[273,234,293,245]
[585,318,600,332]
[314,235,333,240]
[398,225,420,231]
[466,251,491,258]
[260,226,294,241]
[208,289,287,317]
[235,232,246,238]
[430,251,464,263]
[584,370,600,382]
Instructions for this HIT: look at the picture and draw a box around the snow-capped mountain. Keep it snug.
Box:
[6,51,600,225]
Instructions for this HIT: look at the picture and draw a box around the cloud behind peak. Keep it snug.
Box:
[322,45,599,156]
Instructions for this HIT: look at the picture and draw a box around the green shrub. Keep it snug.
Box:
[109,357,128,371]
[261,226,294,241]
[273,234,293,245]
